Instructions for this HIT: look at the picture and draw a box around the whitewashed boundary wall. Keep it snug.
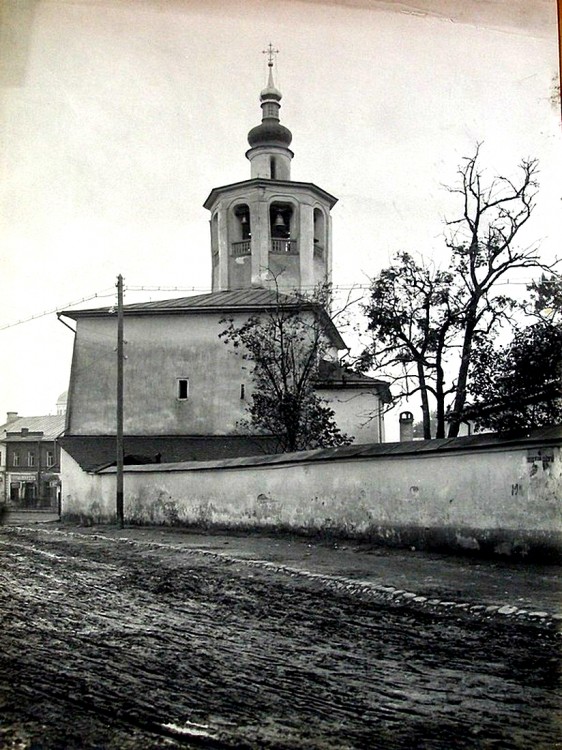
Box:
[61,432,562,559]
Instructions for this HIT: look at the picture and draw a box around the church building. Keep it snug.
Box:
[59,52,390,472]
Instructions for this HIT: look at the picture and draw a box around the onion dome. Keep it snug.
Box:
[247,121,292,148]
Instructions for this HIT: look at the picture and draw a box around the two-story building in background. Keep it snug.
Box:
[0,412,65,509]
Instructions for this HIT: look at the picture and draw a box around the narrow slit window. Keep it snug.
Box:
[177,378,189,400]
[240,384,245,400]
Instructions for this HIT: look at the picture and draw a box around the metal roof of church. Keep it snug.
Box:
[61,289,347,349]
[315,360,392,402]
[62,289,316,316]
[122,289,311,312]
[203,178,338,210]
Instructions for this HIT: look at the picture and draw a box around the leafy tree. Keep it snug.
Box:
[220,286,352,452]
[362,146,556,438]
[527,273,562,325]
[465,273,562,431]
[465,322,562,432]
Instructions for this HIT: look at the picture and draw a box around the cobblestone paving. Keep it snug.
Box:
[0,526,560,749]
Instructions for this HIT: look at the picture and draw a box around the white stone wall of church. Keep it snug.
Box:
[320,389,384,443]
[68,312,251,435]
[67,310,378,440]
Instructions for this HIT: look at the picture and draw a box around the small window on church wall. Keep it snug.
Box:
[270,157,277,179]
[177,378,189,400]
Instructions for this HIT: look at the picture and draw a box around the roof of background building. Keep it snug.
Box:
[0,415,66,441]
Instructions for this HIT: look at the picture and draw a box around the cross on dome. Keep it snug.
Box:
[262,42,279,68]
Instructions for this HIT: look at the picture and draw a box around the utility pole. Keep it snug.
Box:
[116,274,124,529]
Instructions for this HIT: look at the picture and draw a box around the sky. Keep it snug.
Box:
[0,0,560,436]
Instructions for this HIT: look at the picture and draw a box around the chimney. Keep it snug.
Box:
[399,411,414,442]
[6,411,18,424]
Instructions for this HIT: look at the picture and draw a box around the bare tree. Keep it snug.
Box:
[362,146,556,438]
[360,252,457,438]
[445,145,547,435]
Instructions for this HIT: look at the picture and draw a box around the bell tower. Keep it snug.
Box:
[204,46,337,293]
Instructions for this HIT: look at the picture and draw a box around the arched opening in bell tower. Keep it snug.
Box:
[228,203,252,290]
[269,202,295,254]
[232,204,251,257]
[313,208,326,259]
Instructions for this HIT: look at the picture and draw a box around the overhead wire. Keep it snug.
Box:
[0,278,543,333]
[0,290,116,332]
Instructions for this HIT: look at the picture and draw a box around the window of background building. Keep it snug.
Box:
[13,452,20,466]
[27,451,35,467]
[46,451,54,468]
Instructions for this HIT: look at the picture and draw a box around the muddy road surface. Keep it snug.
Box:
[0,526,560,749]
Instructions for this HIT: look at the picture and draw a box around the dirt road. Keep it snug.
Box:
[0,526,560,749]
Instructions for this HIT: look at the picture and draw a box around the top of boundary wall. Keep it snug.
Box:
[96,425,562,475]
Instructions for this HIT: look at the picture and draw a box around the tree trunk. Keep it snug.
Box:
[435,365,446,438]
[448,310,477,437]
[417,363,432,439]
